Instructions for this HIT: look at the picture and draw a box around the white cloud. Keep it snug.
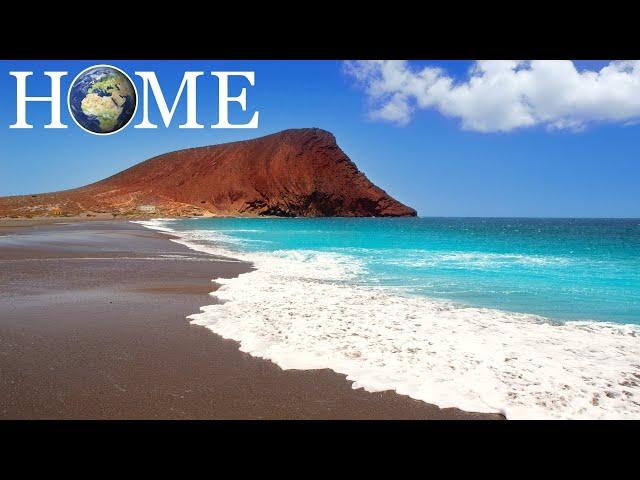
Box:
[343,60,640,132]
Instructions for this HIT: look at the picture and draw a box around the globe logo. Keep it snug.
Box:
[68,65,137,135]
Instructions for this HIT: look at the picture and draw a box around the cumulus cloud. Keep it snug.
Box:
[343,60,640,132]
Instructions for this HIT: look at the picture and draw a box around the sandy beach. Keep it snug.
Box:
[0,219,501,419]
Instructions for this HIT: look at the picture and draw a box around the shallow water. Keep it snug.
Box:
[137,217,640,419]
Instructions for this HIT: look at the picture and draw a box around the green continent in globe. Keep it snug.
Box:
[80,72,135,132]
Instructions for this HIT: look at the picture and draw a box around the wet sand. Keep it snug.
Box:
[0,220,502,419]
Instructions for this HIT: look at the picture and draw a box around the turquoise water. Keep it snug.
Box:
[142,217,640,418]
[170,217,640,325]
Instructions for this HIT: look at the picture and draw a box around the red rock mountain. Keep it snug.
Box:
[0,128,416,218]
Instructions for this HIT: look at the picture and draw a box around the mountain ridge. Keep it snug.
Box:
[0,128,417,218]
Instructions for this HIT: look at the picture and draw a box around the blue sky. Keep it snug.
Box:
[1,60,639,217]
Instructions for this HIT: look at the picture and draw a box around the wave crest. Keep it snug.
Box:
[136,219,640,419]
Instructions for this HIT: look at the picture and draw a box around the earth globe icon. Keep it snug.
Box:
[68,65,137,135]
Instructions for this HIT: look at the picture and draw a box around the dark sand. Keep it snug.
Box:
[0,220,502,419]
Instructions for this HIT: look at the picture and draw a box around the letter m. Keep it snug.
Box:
[134,71,204,128]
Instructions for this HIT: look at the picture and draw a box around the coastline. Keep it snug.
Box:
[0,219,502,419]
[138,217,640,419]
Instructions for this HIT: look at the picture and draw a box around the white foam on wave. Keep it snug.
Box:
[132,219,177,232]
[135,219,640,419]
[364,249,574,269]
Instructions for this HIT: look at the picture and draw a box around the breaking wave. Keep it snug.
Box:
[135,219,640,419]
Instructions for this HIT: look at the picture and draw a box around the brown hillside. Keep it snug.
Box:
[0,128,416,218]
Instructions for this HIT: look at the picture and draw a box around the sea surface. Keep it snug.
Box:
[137,217,640,419]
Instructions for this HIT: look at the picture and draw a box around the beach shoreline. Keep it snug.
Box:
[0,219,502,419]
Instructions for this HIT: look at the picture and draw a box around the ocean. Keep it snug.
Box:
[137,217,640,419]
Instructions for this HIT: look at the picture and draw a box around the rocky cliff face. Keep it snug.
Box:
[0,128,417,218]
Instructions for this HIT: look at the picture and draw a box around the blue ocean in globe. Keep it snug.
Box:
[68,66,136,134]
[167,217,640,324]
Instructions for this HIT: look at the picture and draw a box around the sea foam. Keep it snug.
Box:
[135,219,640,419]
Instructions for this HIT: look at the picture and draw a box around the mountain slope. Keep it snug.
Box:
[0,128,417,218]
